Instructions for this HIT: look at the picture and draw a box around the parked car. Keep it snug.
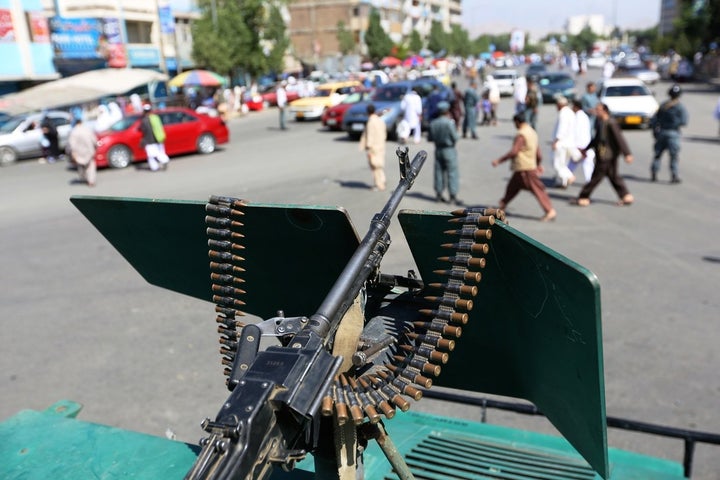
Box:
[614,65,660,85]
[321,90,371,131]
[537,72,576,103]
[488,69,518,96]
[253,83,301,110]
[0,110,72,166]
[0,112,11,127]
[341,77,446,140]
[598,78,659,129]
[95,107,229,168]
[288,81,361,121]
[586,53,607,69]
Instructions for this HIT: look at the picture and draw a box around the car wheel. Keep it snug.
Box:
[347,132,361,141]
[197,133,216,154]
[107,145,133,169]
[0,146,18,166]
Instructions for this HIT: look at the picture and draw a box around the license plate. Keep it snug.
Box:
[351,123,365,131]
[625,116,641,125]
[296,112,304,118]
[327,119,337,126]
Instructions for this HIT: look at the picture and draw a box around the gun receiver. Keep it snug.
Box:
[186,149,427,480]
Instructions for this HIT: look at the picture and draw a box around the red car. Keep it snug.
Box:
[95,107,229,168]
[321,90,371,131]
[245,84,301,111]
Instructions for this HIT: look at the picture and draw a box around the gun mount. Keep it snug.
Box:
[1,148,718,479]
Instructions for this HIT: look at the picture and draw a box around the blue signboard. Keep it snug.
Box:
[158,6,174,34]
[49,17,103,59]
[127,45,160,66]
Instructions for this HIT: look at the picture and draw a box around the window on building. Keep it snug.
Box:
[126,21,152,44]
[353,7,360,16]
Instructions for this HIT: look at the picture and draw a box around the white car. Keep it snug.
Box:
[586,53,607,69]
[0,111,73,165]
[598,78,659,129]
[487,69,518,96]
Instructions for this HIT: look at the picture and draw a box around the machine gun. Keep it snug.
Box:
[186,148,428,479]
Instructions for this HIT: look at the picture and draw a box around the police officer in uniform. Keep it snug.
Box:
[429,101,462,204]
[650,84,688,183]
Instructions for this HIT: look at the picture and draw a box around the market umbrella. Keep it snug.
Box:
[379,56,401,68]
[169,69,227,88]
[402,55,424,68]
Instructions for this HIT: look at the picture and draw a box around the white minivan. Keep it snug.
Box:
[488,69,518,96]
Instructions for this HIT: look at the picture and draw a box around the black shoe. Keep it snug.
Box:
[671,176,682,184]
[450,196,464,206]
[651,172,657,182]
[435,194,447,203]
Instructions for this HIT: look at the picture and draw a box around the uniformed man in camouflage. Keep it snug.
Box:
[650,84,688,184]
[429,101,462,204]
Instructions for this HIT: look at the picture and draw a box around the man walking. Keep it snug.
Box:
[524,77,541,129]
[580,82,599,131]
[400,87,423,144]
[429,102,461,204]
[139,104,169,171]
[359,104,387,191]
[492,113,556,222]
[568,99,595,183]
[276,81,288,130]
[462,79,479,139]
[68,118,98,187]
[551,96,576,188]
[650,84,688,183]
[574,103,634,206]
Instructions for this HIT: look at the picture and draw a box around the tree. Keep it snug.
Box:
[408,30,423,54]
[448,24,471,56]
[364,8,393,60]
[566,26,597,53]
[264,4,290,75]
[426,21,447,54]
[336,21,356,55]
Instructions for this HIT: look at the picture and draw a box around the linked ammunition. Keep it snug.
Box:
[368,375,411,411]
[433,269,482,283]
[406,332,455,351]
[218,337,237,349]
[206,228,244,240]
[437,255,486,269]
[348,377,380,423]
[418,308,468,324]
[212,285,246,297]
[386,364,433,388]
[428,282,478,297]
[209,262,245,275]
[375,370,423,401]
[212,296,246,308]
[441,241,489,255]
[423,295,473,311]
[333,381,349,425]
[448,214,495,226]
[205,204,245,218]
[209,196,247,209]
[208,239,245,252]
[358,377,395,419]
[392,355,441,377]
[214,305,243,318]
[340,375,364,425]
[413,321,462,338]
[217,326,237,339]
[444,227,492,240]
[210,273,246,286]
[208,251,245,264]
[205,216,243,229]
[400,344,448,364]
[321,386,334,416]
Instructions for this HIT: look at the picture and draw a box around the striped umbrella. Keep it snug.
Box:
[169,69,227,87]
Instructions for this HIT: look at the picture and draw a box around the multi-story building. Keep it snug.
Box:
[565,14,610,37]
[288,0,462,62]
[0,0,197,94]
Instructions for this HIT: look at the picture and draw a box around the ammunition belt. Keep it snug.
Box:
[204,195,505,424]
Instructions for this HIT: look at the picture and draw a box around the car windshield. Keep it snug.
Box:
[341,92,365,104]
[314,89,333,97]
[371,85,407,102]
[0,117,26,133]
[108,115,140,131]
[540,75,573,86]
[604,85,650,97]
[494,73,515,80]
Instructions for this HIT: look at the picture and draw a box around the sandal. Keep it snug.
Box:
[571,198,590,207]
[617,194,634,206]
[540,209,557,222]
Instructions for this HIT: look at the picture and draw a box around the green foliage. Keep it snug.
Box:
[336,21,356,55]
[566,26,597,53]
[192,0,250,77]
[408,30,423,54]
[670,0,720,56]
[471,33,510,54]
[448,24,471,56]
[364,9,393,60]
[426,21,446,54]
[265,4,290,75]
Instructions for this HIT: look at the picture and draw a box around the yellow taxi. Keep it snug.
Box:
[288,81,362,120]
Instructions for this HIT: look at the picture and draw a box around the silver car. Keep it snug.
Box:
[0,111,73,166]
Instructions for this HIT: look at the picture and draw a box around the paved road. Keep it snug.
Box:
[1,72,719,478]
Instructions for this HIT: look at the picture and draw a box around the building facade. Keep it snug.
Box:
[288,0,462,62]
[659,0,679,36]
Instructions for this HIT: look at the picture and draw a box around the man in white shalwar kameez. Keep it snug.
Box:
[551,96,576,187]
[568,99,595,183]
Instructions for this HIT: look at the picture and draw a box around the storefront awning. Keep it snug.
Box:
[0,68,168,115]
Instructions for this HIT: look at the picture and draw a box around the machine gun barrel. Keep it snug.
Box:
[307,149,426,340]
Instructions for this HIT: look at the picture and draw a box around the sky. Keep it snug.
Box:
[461,0,661,39]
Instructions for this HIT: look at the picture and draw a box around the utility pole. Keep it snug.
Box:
[155,0,169,77]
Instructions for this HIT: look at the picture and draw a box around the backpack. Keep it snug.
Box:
[149,114,166,143]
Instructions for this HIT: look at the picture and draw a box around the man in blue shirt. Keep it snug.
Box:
[650,84,689,184]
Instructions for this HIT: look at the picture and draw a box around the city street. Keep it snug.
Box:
[1,72,719,478]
